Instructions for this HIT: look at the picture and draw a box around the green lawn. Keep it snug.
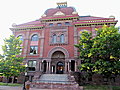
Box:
[84,85,120,90]
[0,82,22,86]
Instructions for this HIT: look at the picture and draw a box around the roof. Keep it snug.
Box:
[74,16,117,25]
[11,20,44,29]
[43,6,77,17]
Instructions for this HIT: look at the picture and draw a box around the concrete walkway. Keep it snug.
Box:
[0,86,48,90]
[0,86,83,90]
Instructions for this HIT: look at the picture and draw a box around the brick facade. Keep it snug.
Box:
[10,2,117,84]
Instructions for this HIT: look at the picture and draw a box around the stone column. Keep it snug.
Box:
[68,62,70,73]
[46,61,49,73]
[75,61,77,71]
[39,62,42,71]
[65,61,67,73]
[49,61,51,73]
[36,61,39,71]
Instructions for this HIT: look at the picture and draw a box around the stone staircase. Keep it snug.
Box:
[31,74,82,89]
[36,74,70,84]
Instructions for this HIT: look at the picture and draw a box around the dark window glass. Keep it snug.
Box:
[49,23,53,26]
[65,22,70,25]
[28,60,36,71]
[30,46,38,54]
[31,34,38,41]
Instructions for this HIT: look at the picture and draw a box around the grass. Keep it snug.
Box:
[83,85,120,90]
[0,82,22,86]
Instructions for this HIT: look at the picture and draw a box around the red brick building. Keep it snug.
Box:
[10,2,117,83]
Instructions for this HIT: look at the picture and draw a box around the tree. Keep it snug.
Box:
[75,31,94,82]
[75,25,120,84]
[91,25,120,80]
[0,35,25,83]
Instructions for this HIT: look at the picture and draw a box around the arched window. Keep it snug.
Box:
[60,34,64,43]
[49,23,53,26]
[18,35,23,41]
[57,23,62,26]
[31,34,38,41]
[65,22,70,25]
[52,34,57,43]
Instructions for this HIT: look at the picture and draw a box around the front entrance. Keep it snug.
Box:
[56,62,64,74]
[51,51,65,74]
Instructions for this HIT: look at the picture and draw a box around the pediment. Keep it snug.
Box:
[54,11,65,16]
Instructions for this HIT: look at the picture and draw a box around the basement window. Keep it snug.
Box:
[28,60,36,71]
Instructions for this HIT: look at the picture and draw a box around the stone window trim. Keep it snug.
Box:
[49,29,68,45]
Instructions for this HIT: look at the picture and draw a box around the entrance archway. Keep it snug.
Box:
[51,51,65,74]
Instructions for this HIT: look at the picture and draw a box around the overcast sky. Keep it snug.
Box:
[0,0,119,54]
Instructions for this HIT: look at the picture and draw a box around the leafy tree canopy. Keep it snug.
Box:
[0,35,25,79]
[75,25,120,78]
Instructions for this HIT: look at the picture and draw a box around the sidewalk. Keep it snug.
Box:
[0,86,45,90]
[0,86,83,90]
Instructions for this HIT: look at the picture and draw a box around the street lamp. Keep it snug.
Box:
[23,63,28,90]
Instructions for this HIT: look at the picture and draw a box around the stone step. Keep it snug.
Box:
[31,74,81,89]
[34,74,70,84]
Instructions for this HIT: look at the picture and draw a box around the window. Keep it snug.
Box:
[52,34,57,43]
[65,22,70,25]
[28,60,37,71]
[60,34,65,43]
[31,34,38,41]
[19,48,22,55]
[49,23,53,26]
[30,46,38,54]
[18,35,23,41]
[57,23,62,26]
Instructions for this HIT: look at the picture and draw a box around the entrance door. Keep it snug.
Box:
[56,62,64,74]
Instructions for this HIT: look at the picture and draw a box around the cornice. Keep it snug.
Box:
[74,21,117,27]
[10,26,44,32]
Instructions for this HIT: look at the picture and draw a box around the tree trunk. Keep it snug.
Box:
[109,78,112,90]
[6,76,9,85]
[12,76,14,83]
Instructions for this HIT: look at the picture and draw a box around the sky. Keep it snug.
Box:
[0,0,120,54]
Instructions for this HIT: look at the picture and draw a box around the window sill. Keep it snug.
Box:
[50,43,67,46]
[28,54,39,56]
[28,71,36,72]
